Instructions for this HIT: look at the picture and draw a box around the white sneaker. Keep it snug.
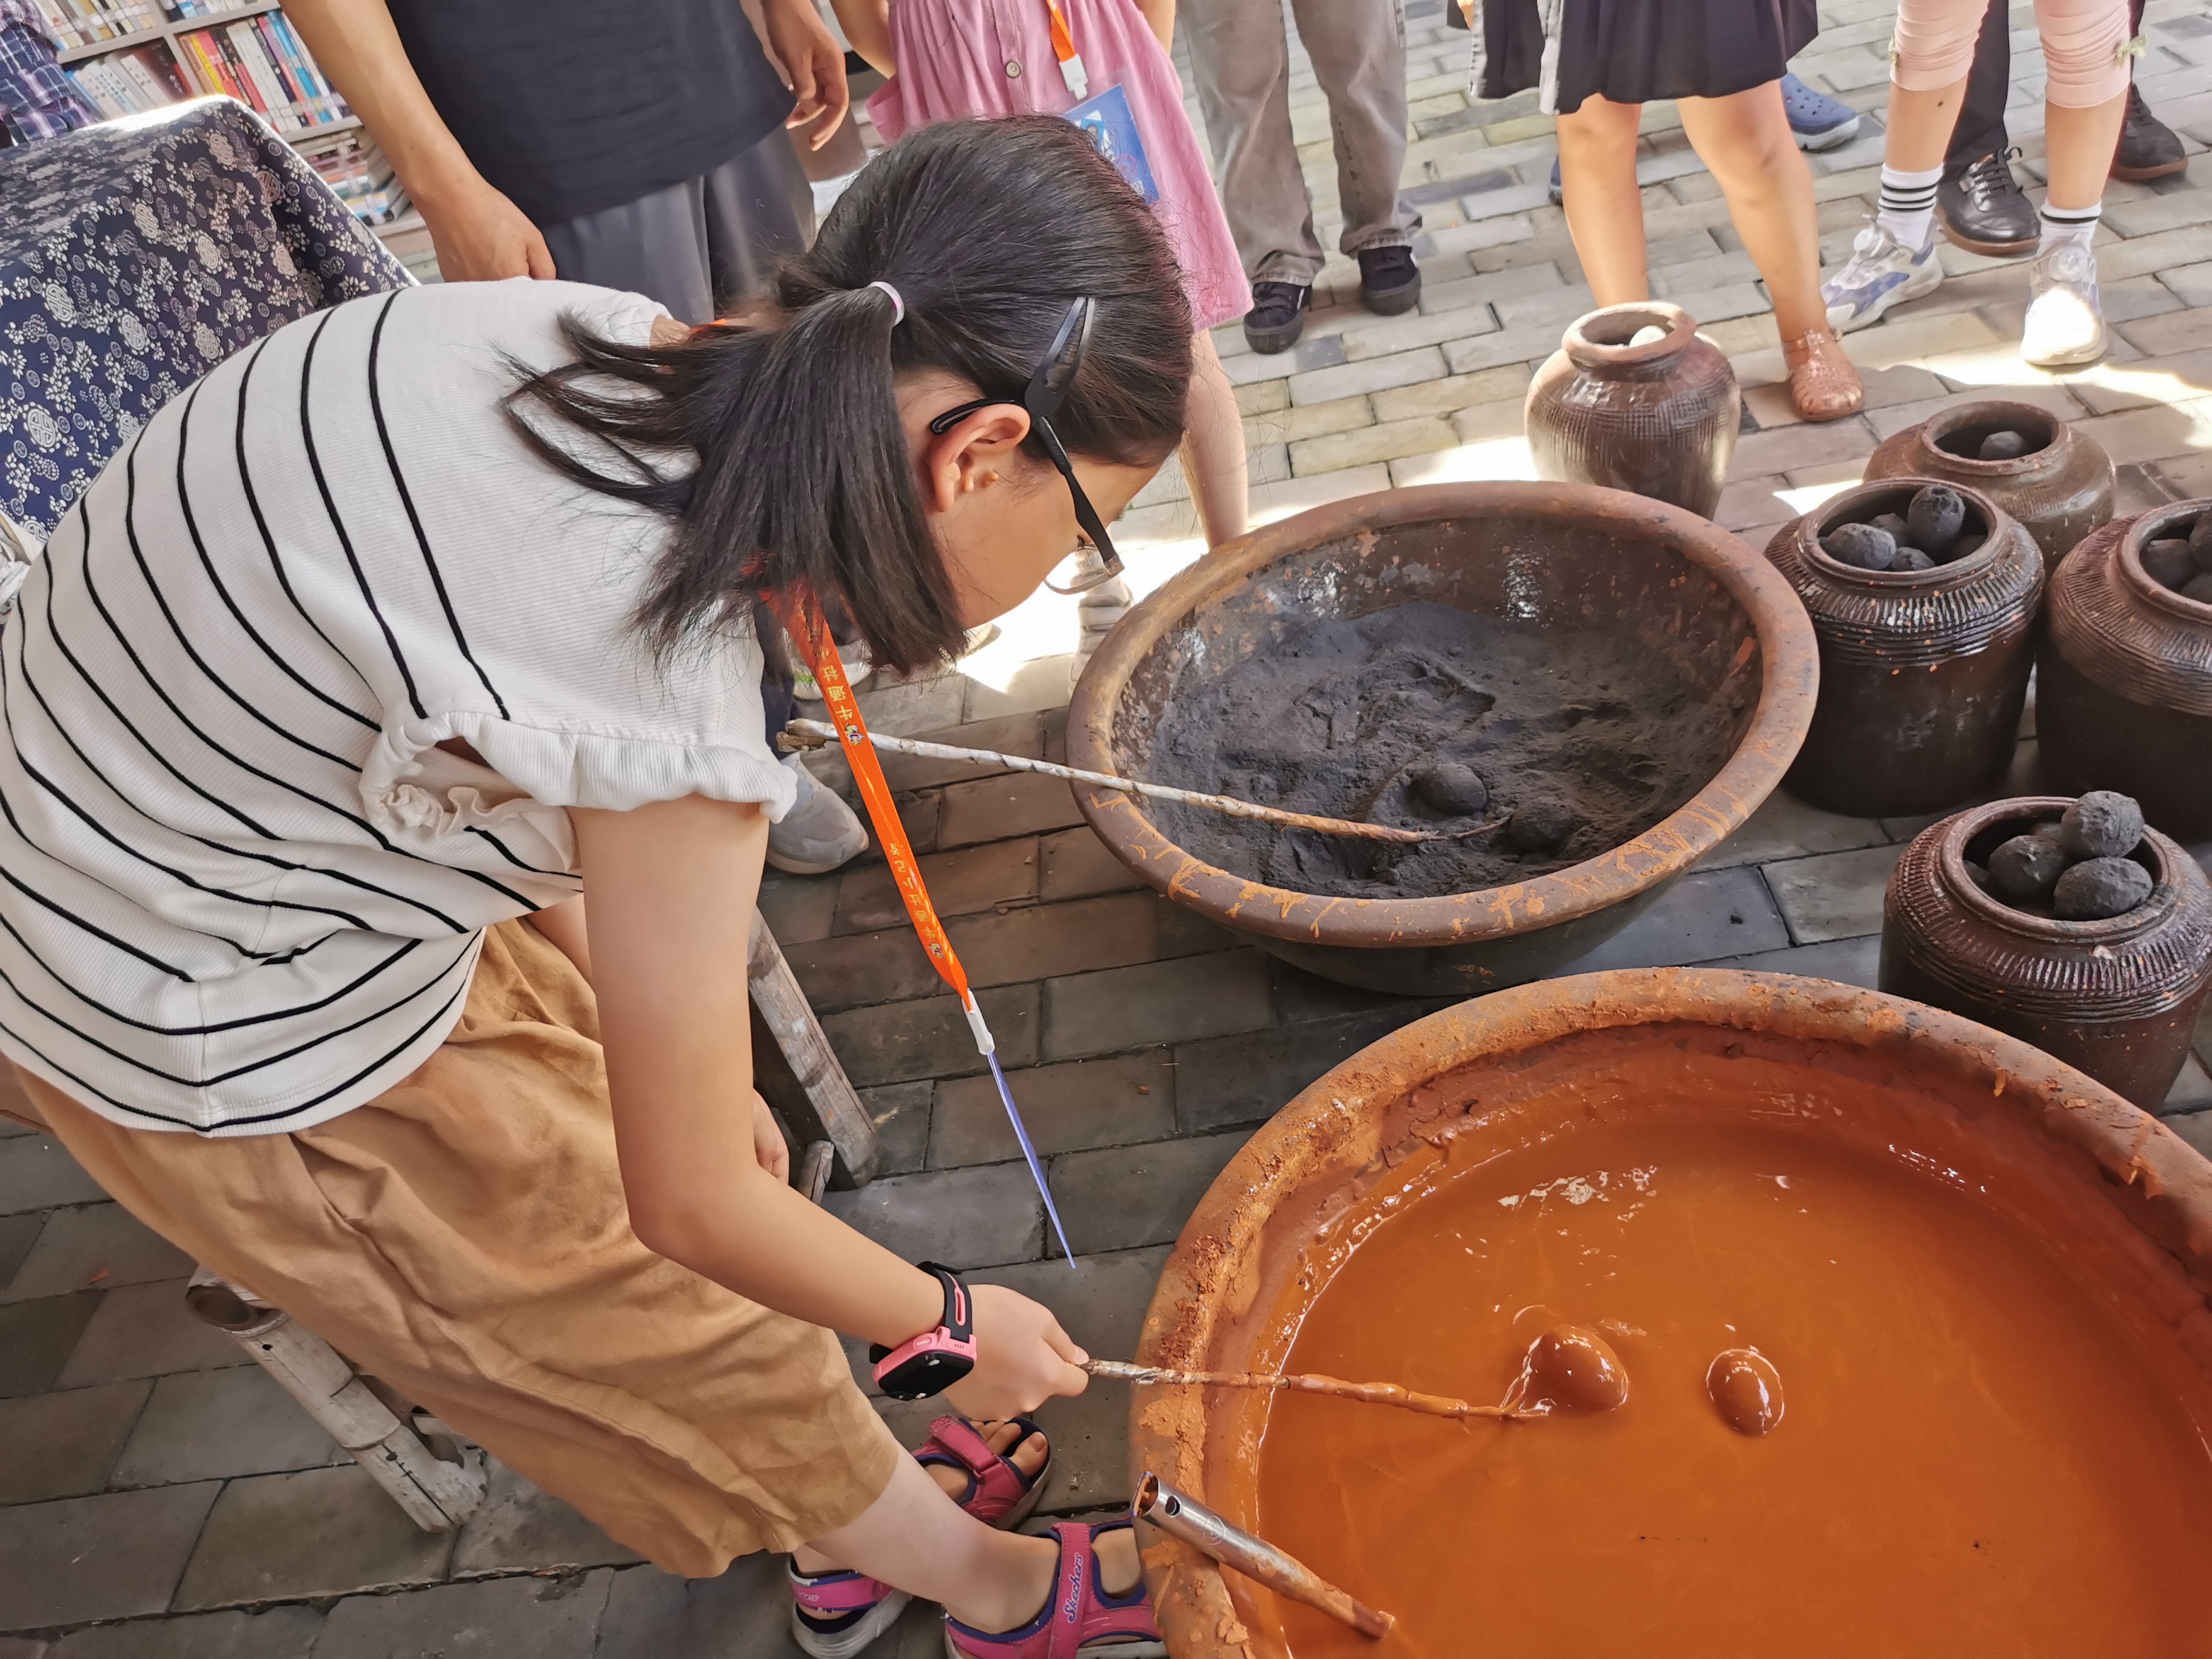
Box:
[1821,222,1943,334]
[766,754,869,875]
[2020,240,2106,367]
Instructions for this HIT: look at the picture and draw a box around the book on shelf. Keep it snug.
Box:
[174,8,347,132]
[297,130,411,226]
[33,0,164,50]
[65,42,188,118]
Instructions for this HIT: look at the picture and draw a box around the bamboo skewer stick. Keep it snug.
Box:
[1084,1358,1530,1421]
[783,720,1505,846]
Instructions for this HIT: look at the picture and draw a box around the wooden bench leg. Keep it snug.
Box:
[186,1270,487,1533]
[748,911,880,1188]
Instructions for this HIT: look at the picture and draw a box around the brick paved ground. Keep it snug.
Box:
[5,3,2212,1652]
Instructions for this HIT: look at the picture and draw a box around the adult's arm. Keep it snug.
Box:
[281,0,557,281]
[743,0,854,148]
[1133,0,1175,55]
[822,0,893,79]
[574,794,1087,1419]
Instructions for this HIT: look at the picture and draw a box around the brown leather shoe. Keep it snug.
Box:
[2111,84,2186,183]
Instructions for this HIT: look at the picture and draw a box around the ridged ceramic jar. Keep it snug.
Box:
[1881,796,2212,1110]
[1763,478,2043,817]
[1523,301,1738,520]
[2039,497,2212,840]
[1863,399,2115,571]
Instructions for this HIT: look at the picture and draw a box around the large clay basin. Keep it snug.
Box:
[1128,968,2212,1656]
[1067,484,1818,995]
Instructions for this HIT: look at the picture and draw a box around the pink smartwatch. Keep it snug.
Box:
[870,1262,979,1400]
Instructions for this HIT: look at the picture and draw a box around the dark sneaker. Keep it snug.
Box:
[1780,73,1860,151]
[1357,246,1421,315]
[2111,84,2186,182]
[1242,281,1311,354]
[1936,147,2037,256]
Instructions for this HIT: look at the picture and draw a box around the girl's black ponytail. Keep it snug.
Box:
[504,116,1194,677]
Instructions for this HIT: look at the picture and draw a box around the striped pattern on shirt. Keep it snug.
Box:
[0,280,791,1135]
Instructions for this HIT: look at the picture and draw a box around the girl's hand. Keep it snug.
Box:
[750,1091,791,1182]
[943,1284,1088,1421]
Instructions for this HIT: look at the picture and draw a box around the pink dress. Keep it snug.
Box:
[868,0,1251,330]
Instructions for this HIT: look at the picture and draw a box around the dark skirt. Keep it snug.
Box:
[1463,0,1820,114]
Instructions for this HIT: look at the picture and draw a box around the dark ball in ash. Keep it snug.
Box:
[1868,512,1911,543]
[1412,763,1489,817]
[2053,856,2153,920]
[2183,572,2212,605]
[1907,485,1966,554]
[1988,831,2070,901]
[2189,513,2212,569]
[1978,429,2030,461]
[1892,548,1936,571]
[2142,538,2197,591]
[1504,801,1580,854]
[2057,790,2145,859]
[1822,522,1896,571]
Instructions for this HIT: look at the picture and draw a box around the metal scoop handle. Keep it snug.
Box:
[1133,1471,1393,1640]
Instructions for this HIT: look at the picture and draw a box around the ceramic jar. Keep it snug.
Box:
[1764,478,2042,817]
[1863,399,2114,571]
[1882,796,2212,1110]
[2039,497,2212,841]
[1523,301,1738,520]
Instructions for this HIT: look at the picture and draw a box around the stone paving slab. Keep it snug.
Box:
[314,1570,614,1659]
[173,1466,454,1612]
[0,1292,101,1401]
[2,1205,192,1304]
[0,1138,104,1218]
[0,1382,149,1504]
[450,1461,645,1579]
[52,1281,246,1390]
[0,1483,220,1631]
[45,1603,323,1659]
[107,1369,337,1491]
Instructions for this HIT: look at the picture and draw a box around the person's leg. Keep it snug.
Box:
[1284,0,1423,312]
[1936,0,2040,255]
[700,128,818,308]
[538,178,716,323]
[2019,0,2131,363]
[1182,330,1249,549]
[1680,83,1863,420]
[1946,0,2013,170]
[1553,95,1649,306]
[1179,0,1323,289]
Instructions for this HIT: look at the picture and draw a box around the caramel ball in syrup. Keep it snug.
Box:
[1707,1347,1785,1436]
[1522,1324,1630,1413]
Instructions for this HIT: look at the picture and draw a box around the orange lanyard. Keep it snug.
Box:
[791,606,1076,1261]
[1042,0,1089,96]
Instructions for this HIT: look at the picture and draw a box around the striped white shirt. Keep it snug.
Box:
[0,280,793,1136]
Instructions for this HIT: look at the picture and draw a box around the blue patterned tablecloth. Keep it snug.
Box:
[0,98,411,541]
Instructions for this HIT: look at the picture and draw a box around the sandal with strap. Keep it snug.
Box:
[790,1419,1053,1658]
[1781,327,1865,423]
[790,1564,912,1659]
[916,1415,1052,1530]
[943,1521,1167,1658]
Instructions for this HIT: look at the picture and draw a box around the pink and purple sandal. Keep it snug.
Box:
[914,1415,1051,1529]
[789,1418,1053,1658]
[943,1521,1166,1658]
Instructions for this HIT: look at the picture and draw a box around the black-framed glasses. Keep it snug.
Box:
[927,297,1124,595]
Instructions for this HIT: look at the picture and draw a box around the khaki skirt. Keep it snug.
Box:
[21,918,903,1577]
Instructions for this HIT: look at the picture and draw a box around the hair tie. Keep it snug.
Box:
[867,280,905,324]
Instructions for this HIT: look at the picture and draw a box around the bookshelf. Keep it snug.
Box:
[42,0,415,246]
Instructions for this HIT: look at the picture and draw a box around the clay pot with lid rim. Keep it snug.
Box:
[1128,966,2212,1659]
[1764,477,2043,817]
[1863,398,2115,570]
[2038,497,2212,840]
[1523,301,1740,519]
[1880,796,2212,1110]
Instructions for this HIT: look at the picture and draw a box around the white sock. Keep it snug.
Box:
[1875,164,1943,252]
[2038,199,2101,253]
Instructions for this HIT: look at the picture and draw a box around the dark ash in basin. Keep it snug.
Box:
[1143,600,1741,899]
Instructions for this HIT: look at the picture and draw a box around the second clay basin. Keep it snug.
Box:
[1067,483,1818,995]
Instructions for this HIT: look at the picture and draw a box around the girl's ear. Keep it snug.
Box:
[917,405,1033,514]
